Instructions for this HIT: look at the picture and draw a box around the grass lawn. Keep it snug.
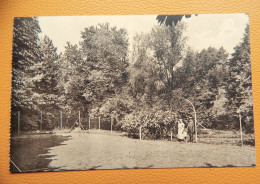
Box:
[9,129,255,172]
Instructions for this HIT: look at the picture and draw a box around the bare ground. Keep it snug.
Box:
[45,130,256,171]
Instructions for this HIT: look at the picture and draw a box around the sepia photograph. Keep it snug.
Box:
[9,14,255,173]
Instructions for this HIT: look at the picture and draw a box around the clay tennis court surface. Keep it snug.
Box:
[10,130,255,172]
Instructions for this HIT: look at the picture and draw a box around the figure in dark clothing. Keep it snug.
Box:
[187,118,195,142]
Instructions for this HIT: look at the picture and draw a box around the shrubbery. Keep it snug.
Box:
[121,109,178,139]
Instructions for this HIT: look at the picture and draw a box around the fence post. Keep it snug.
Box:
[78,110,80,128]
[98,117,100,130]
[17,111,20,136]
[40,111,42,131]
[239,112,243,146]
[170,131,173,141]
[139,126,142,140]
[111,116,113,134]
[60,111,62,130]
[88,117,90,131]
[194,110,198,143]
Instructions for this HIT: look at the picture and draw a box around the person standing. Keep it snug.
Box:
[187,117,194,142]
[177,119,185,141]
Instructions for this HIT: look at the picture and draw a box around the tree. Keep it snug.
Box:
[80,23,129,112]
[228,25,253,132]
[81,23,128,64]
[129,32,159,103]
[173,47,229,128]
[150,23,186,95]
[34,35,60,96]
[29,35,61,129]
[11,18,63,131]
[125,23,187,115]
[58,42,89,122]
[157,14,197,26]
[11,17,42,131]
[11,17,41,111]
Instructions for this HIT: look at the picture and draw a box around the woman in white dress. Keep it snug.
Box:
[177,119,186,141]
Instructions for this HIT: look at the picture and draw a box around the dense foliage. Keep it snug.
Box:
[11,17,254,137]
[121,109,177,139]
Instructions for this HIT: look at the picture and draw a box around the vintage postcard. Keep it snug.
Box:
[10,14,255,173]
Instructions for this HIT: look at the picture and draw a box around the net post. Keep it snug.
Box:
[17,111,20,136]
[88,117,91,131]
[110,116,112,134]
[99,117,100,130]
[239,112,243,146]
[139,126,142,140]
[60,111,62,130]
[40,111,42,131]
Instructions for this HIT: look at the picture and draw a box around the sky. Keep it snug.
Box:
[38,14,249,55]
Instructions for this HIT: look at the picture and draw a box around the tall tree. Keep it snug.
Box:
[173,47,229,128]
[228,25,253,132]
[129,32,158,103]
[33,35,60,97]
[28,35,61,129]
[59,42,89,119]
[11,17,42,131]
[80,23,129,113]
[11,17,41,111]
[151,23,186,95]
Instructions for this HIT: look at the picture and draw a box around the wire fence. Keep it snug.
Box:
[11,110,254,146]
[11,110,118,134]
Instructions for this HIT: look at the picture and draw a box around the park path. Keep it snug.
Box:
[46,131,255,171]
